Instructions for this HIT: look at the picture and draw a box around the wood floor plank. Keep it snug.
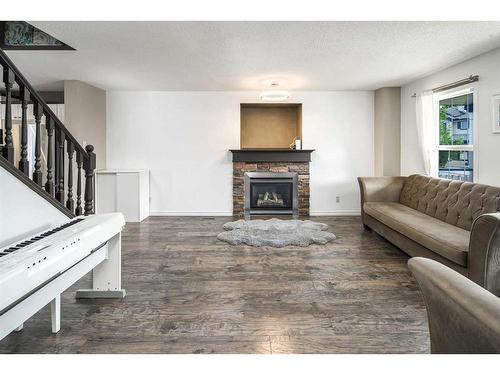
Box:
[0,216,430,353]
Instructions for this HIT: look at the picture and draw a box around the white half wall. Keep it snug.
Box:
[401,47,500,186]
[106,91,374,216]
[0,166,68,248]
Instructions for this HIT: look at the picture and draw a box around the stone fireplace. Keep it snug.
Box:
[231,150,313,217]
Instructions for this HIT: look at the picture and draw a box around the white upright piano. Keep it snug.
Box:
[0,213,126,340]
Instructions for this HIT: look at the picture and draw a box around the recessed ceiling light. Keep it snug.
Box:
[259,90,291,102]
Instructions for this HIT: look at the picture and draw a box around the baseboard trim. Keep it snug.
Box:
[150,211,233,217]
[310,210,361,216]
[150,210,360,217]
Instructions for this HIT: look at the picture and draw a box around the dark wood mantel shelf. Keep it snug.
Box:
[229,149,314,163]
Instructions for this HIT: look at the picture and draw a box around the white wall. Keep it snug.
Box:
[106,91,374,216]
[401,47,500,186]
[0,166,68,248]
[64,80,107,169]
[374,87,401,176]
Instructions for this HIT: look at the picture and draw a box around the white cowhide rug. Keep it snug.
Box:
[217,218,336,247]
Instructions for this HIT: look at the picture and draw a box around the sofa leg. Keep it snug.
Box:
[363,224,371,231]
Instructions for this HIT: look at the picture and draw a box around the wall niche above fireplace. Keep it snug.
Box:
[240,103,302,149]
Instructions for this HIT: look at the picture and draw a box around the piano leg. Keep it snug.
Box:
[14,324,23,332]
[51,295,61,333]
[75,233,126,299]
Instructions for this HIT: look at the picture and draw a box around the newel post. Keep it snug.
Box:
[83,144,96,215]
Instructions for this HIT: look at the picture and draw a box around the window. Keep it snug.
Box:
[0,21,74,50]
[437,90,474,182]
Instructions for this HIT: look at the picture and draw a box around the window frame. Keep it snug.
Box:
[433,86,478,182]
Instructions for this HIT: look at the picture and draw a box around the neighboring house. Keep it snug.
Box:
[443,106,473,144]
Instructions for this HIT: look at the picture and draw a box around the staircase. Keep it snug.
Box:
[0,47,95,218]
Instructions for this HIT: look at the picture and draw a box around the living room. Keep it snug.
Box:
[1,1,500,373]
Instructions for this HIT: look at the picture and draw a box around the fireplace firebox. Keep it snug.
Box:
[244,172,298,216]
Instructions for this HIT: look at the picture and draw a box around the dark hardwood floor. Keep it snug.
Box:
[0,216,429,353]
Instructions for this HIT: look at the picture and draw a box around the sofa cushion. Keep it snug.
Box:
[399,174,500,231]
[364,202,470,266]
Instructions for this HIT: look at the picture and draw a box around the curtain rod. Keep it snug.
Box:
[410,75,479,98]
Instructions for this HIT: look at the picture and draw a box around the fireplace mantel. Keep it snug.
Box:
[229,149,314,163]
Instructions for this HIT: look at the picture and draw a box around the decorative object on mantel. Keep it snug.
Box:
[289,138,302,150]
[492,94,500,133]
[217,218,336,247]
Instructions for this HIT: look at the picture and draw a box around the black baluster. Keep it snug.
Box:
[18,85,30,175]
[75,150,83,216]
[66,141,75,213]
[32,102,43,186]
[54,127,59,194]
[55,128,65,204]
[45,116,55,196]
[2,68,15,163]
[83,144,96,215]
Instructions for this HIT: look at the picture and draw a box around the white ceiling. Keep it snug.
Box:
[5,21,500,91]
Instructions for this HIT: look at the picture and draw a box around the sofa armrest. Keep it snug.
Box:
[468,213,500,297]
[357,176,406,204]
[357,176,407,227]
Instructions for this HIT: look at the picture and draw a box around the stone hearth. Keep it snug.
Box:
[232,161,310,217]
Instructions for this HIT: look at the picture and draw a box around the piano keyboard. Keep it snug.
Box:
[0,213,125,312]
[0,218,85,257]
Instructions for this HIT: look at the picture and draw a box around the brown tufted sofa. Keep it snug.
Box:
[358,174,500,296]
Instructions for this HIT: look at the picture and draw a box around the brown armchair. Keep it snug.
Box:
[409,257,500,353]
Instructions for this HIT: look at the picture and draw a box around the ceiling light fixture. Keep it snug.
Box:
[259,80,291,102]
[259,90,291,102]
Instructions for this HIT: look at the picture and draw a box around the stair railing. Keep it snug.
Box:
[0,48,95,216]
